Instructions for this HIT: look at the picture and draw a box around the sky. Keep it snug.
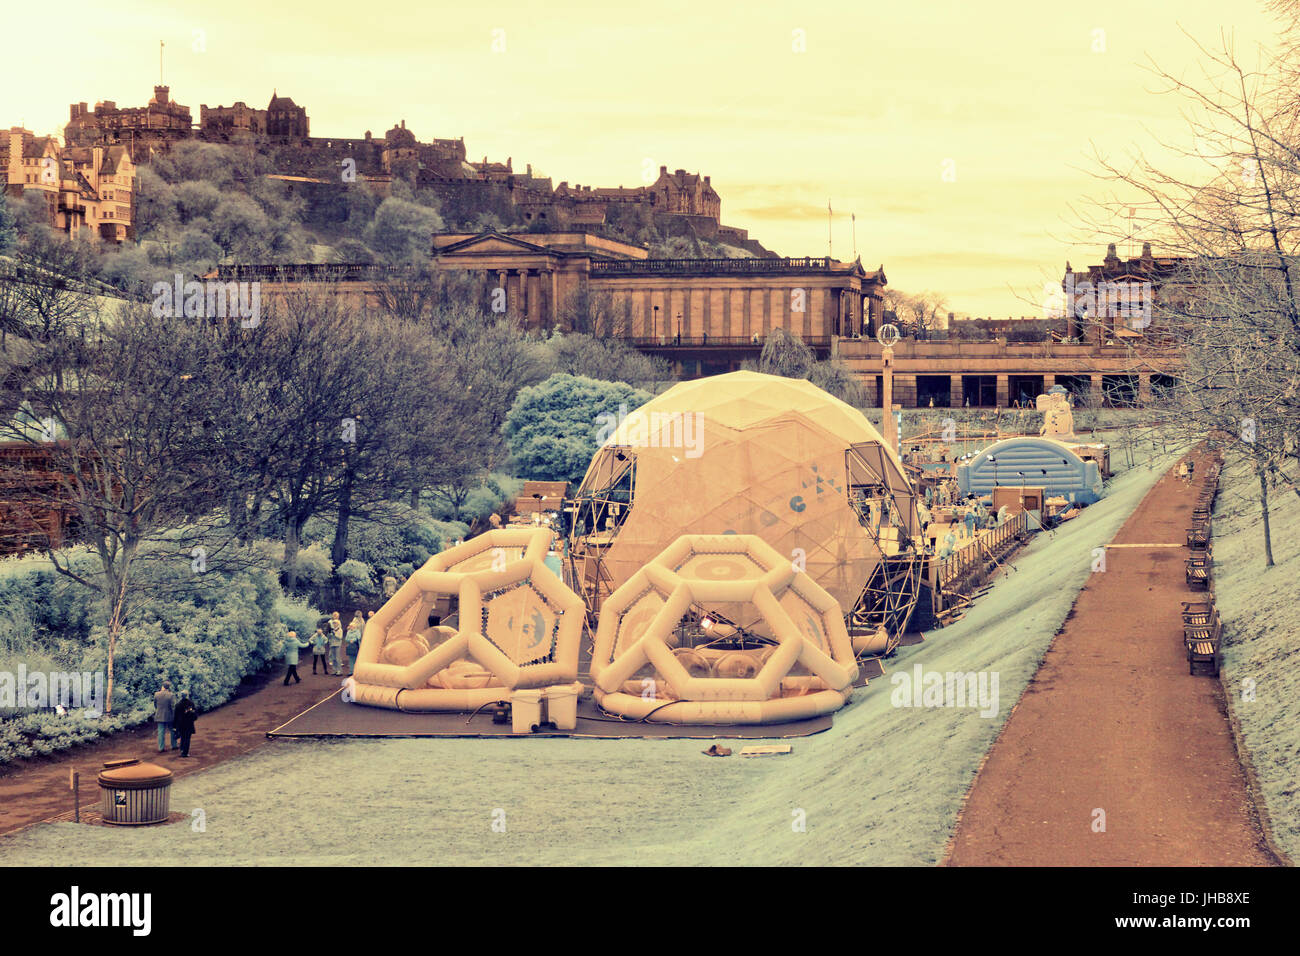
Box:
[2,0,1283,316]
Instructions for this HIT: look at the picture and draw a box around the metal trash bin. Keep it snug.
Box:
[97,759,172,826]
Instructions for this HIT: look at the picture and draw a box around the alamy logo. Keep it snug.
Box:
[0,666,105,717]
[49,886,151,936]
[151,274,261,328]
[890,664,999,718]
[594,403,704,459]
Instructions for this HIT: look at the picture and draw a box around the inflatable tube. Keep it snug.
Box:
[593,687,849,724]
[592,534,860,724]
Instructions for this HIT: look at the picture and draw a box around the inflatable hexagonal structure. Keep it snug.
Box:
[591,534,860,724]
[351,527,585,720]
[569,370,922,645]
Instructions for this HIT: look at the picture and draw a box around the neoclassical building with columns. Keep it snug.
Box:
[215,230,888,374]
[427,230,886,344]
[211,230,1178,404]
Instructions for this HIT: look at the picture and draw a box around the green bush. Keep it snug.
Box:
[503,373,651,485]
[0,542,312,766]
[301,506,468,573]
[292,542,334,587]
[276,594,324,641]
[336,559,376,599]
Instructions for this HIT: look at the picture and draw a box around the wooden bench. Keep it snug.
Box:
[1181,601,1217,628]
[1186,618,1223,676]
[1185,552,1212,591]
[1187,525,1211,549]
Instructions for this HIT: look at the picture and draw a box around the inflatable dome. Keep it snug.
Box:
[351,527,585,719]
[591,534,859,723]
[567,370,922,645]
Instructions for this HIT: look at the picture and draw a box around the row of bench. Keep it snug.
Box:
[1183,454,1223,676]
[1182,600,1223,676]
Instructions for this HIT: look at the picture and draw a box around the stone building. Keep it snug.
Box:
[212,229,885,378]
[64,86,191,159]
[1061,242,1192,342]
[266,92,309,139]
[200,91,309,141]
[2,128,135,241]
[649,166,720,218]
[199,100,267,138]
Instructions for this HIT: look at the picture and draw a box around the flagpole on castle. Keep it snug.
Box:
[827,199,832,259]
[160,41,164,85]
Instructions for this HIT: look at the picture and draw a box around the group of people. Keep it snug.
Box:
[152,680,198,757]
[282,610,372,685]
[147,610,377,762]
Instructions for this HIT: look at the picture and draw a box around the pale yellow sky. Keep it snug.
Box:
[3,0,1282,315]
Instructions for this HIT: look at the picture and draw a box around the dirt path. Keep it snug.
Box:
[0,664,337,836]
[946,448,1276,866]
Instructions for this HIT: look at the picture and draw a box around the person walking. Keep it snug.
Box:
[174,693,197,758]
[153,680,177,753]
[310,624,329,675]
[282,629,309,685]
[328,612,345,676]
[345,613,364,675]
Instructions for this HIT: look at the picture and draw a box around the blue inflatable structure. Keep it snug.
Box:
[956,437,1102,504]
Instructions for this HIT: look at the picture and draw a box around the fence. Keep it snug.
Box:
[936,510,1028,590]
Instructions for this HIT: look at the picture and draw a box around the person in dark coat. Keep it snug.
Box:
[174,694,198,758]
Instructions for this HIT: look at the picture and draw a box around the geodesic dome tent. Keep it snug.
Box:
[591,534,859,723]
[567,370,922,647]
[350,527,585,718]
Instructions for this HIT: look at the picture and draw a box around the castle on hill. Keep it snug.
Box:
[43,84,755,248]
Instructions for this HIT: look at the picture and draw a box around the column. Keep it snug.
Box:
[896,373,918,408]
[1137,373,1152,405]
[1089,374,1104,408]
[949,377,963,408]
[506,271,519,321]
[548,271,558,330]
[995,374,1010,408]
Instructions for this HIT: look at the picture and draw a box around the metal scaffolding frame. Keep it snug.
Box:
[565,439,923,657]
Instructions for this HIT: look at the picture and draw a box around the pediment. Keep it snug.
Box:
[435,231,550,257]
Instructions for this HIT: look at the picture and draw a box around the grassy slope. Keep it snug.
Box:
[0,454,1174,866]
[1213,464,1300,862]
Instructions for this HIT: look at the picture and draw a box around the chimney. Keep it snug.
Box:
[704,175,710,185]
[1141,241,1153,261]
[659,165,667,175]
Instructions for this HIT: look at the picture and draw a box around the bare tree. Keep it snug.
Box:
[0,300,240,712]
[1078,9,1300,563]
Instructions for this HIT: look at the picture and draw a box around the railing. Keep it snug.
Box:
[628,334,832,349]
[937,510,1028,588]
[210,263,410,283]
[591,256,846,275]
